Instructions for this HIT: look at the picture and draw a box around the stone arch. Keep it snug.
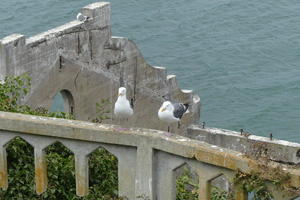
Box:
[4,136,35,196]
[44,141,77,196]
[87,146,118,197]
[209,173,233,199]
[4,135,33,148]
[50,89,75,114]
[59,89,75,115]
[0,133,18,148]
[174,162,199,199]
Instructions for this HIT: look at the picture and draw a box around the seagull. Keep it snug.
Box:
[114,87,133,119]
[76,13,88,22]
[158,101,189,132]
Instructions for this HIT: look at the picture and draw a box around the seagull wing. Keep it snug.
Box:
[173,103,188,119]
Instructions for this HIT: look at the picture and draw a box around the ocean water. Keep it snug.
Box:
[0,0,300,143]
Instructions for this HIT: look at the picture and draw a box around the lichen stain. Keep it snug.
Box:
[76,174,88,197]
[35,164,47,194]
[0,170,8,189]
[234,187,248,200]
[194,150,237,170]
[247,159,300,189]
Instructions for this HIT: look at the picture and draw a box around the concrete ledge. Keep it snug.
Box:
[26,20,84,47]
[188,124,300,164]
[0,34,26,46]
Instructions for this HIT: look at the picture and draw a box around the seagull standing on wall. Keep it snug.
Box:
[158,101,189,132]
[76,13,88,22]
[114,87,133,120]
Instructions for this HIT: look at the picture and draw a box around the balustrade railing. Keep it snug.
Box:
[0,111,299,200]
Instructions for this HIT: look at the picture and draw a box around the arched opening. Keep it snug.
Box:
[175,163,199,199]
[87,147,118,198]
[1,137,36,199]
[209,174,233,199]
[43,141,76,199]
[50,90,75,115]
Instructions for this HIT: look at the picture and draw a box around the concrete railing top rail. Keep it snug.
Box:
[0,111,300,199]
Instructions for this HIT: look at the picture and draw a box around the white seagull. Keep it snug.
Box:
[158,101,189,132]
[76,13,88,22]
[114,87,133,119]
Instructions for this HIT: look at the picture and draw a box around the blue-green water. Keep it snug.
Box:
[1,0,300,143]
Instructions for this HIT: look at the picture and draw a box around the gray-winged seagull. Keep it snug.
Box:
[158,101,189,132]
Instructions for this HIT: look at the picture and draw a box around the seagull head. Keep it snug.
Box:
[159,101,173,113]
[118,87,127,97]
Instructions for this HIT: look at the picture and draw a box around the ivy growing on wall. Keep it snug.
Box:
[234,170,273,200]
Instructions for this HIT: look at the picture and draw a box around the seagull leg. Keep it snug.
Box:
[168,126,170,132]
[177,121,181,128]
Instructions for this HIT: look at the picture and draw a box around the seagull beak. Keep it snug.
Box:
[118,93,123,97]
[160,108,166,112]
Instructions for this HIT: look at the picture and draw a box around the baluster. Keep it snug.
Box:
[0,133,15,190]
[135,143,154,200]
[62,140,99,197]
[0,146,8,190]
[75,153,89,196]
[34,147,48,194]
[198,179,211,200]
[19,135,55,195]
[155,153,189,200]
[234,185,248,200]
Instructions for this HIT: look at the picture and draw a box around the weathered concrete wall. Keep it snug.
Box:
[0,2,200,135]
[0,111,299,200]
[188,125,300,164]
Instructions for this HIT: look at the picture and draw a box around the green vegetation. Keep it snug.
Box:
[211,186,233,200]
[175,166,234,200]
[234,170,273,200]
[0,75,73,119]
[92,98,111,123]
[176,168,198,200]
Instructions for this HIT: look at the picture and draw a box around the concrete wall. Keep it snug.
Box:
[0,2,200,135]
[188,125,300,164]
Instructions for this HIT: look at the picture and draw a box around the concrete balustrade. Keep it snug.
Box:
[0,111,299,200]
